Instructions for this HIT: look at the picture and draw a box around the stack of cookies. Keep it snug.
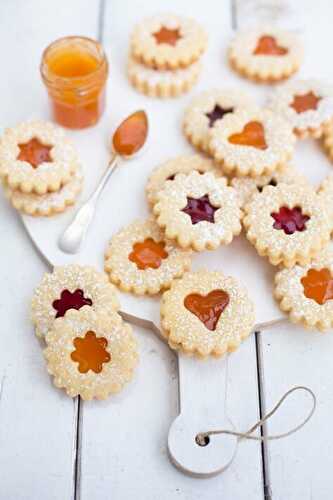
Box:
[128,13,208,98]
[0,120,83,216]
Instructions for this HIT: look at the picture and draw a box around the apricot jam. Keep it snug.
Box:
[41,36,108,129]
[112,111,148,156]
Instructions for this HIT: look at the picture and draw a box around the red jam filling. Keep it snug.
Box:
[301,268,333,305]
[153,26,181,46]
[271,206,310,235]
[182,194,218,224]
[205,104,234,127]
[184,290,230,331]
[228,121,267,150]
[290,91,322,114]
[17,138,52,168]
[128,238,168,270]
[71,331,111,374]
[52,289,93,318]
[253,36,288,56]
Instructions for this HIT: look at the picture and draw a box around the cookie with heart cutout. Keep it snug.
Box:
[243,183,331,268]
[183,88,256,153]
[275,249,333,331]
[267,80,333,138]
[160,270,255,358]
[209,109,295,177]
[44,307,138,400]
[104,218,192,295]
[228,25,303,83]
[153,171,242,251]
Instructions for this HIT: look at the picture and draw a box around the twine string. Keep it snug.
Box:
[197,386,316,444]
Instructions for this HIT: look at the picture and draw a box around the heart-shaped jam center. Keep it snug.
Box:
[205,104,234,127]
[153,26,181,46]
[71,331,111,374]
[52,289,93,318]
[184,290,229,331]
[129,238,168,270]
[17,138,52,168]
[182,194,218,224]
[228,121,268,150]
[271,206,310,235]
[253,35,288,56]
[301,268,333,305]
[290,91,322,114]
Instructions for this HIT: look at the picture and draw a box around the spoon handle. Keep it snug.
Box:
[58,154,119,254]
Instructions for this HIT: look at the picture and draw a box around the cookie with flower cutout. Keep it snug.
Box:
[209,109,295,177]
[160,270,255,358]
[183,88,256,153]
[153,171,242,251]
[130,13,207,70]
[127,55,201,98]
[231,164,309,208]
[146,155,223,206]
[243,183,331,268]
[4,168,83,216]
[0,121,80,194]
[31,264,119,338]
[275,250,333,331]
[228,25,303,82]
[268,80,333,138]
[44,307,138,400]
[104,218,192,295]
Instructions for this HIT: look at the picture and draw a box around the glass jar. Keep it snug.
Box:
[40,36,108,129]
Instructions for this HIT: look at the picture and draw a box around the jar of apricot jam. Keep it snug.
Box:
[40,36,108,129]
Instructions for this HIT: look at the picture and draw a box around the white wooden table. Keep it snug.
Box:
[1,1,333,499]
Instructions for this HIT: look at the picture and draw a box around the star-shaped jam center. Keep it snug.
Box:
[182,194,218,224]
[290,91,322,114]
[152,26,181,46]
[52,289,93,318]
[129,238,168,270]
[301,268,333,305]
[205,105,234,127]
[71,331,111,374]
[271,206,310,235]
[17,138,52,168]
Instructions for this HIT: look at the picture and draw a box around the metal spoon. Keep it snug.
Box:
[58,110,148,254]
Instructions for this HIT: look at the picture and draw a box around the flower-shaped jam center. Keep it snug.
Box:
[52,289,93,318]
[253,35,288,56]
[153,26,181,46]
[301,268,333,305]
[71,331,111,374]
[290,91,322,114]
[271,206,310,235]
[184,290,230,331]
[205,104,234,127]
[182,194,218,224]
[228,121,268,150]
[129,238,168,270]
[17,138,52,168]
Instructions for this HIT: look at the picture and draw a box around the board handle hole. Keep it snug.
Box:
[195,433,210,447]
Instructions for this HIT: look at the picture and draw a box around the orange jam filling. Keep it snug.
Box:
[184,290,229,331]
[129,238,168,270]
[253,36,288,56]
[153,26,181,46]
[290,91,322,114]
[113,110,148,156]
[71,331,111,374]
[228,121,267,150]
[301,268,333,305]
[17,138,52,168]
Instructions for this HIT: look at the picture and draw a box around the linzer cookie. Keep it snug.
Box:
[153,171,242,251]
[243,184,331,268]
[228,26,303,82]
[209,109,295,177]
[183,89,256,152]
[161,270,255,358]
[130,14,207,70]
[31,264,119,338]
[0,121,80,194]
[275,250,333,331]
[44,308,138,400]
[146,155,223,206]
[104,218,192,295]
[268,80,333,138]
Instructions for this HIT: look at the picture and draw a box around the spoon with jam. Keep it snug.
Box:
[59,110,148,254]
